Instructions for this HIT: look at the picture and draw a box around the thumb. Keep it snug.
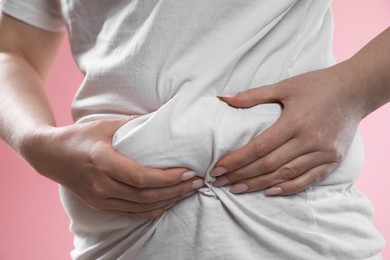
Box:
[218,84,283,108]
[104,115,141,132]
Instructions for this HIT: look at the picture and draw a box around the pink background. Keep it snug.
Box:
[0,1,389,259]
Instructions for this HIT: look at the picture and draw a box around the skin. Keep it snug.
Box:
[212,27,390,196]
[0,13,205,219]
[0,11,389,218]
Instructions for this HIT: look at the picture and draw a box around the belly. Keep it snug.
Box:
[112,88,364,188]
[60,87,383,260]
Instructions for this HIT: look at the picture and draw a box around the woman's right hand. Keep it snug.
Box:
[0,13,204,219]
[21,117,204,219]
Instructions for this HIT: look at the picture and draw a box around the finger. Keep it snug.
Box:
[104,148,196,188]
[105,207,167,220]
[218,84,284,108]
[213,138,310,186]
[212,119,293,176]
[105,195,190,219]
[109,176,204,203]
[103,116,198,188]
[227,151,336,194]
[264,163,339,196]
[101,191,196,213]
[91,115,140,139]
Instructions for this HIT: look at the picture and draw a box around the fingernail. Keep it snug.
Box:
[192,179,205,189]
[213,176,229,187]
[230,183,249,194]
[265,187,283,196]
[218,93,239,98]
[211,167,228,177]
[181,171,196,181]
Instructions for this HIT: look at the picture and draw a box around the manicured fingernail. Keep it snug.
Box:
[181,171,196,181]
[230,183,249,194]
[218,93,239,98]
[265,187,283,196]
[129,115,140,120]
[192,179,205,189]
[213,176,229,187]
[211,167,228,177]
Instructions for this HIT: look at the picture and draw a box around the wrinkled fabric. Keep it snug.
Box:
[1,0,385,259]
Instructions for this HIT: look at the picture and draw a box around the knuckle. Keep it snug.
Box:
[171,183,188,197]
[287,182,303,193]
[317,139,344,163]
[279,165,297,180]
[87,143,108,170]
[93,119,110,129]
[229,155,247,170]
[130,172,146,188]
[250,179,267,190]
[87,149,100,167]
[263,157,278,172]
[139,190,156,203]
[316,168,332,183]
[292,116,306,129]
[310,134,344,163]
[90,181,107,199]
[308,131,323,146]
[253,140,266,157]
[328,145,343,162]
[131,202,147,213]
[247,87,259,99]
[178,183,190,195]
[232,169,247,182]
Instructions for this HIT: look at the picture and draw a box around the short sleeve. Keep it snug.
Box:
[0,0,66,32]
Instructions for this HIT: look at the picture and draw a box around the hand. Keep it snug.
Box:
[212,65,363,195]
[22,117,204,219]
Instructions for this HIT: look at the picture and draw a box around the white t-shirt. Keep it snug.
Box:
[1,0,385,259]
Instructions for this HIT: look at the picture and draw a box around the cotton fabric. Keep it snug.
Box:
[0,0,385,259]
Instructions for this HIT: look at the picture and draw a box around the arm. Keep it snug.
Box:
[0,13,204,218]
[212,27,390,195]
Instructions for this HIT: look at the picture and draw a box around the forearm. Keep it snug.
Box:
[0,52,56,154]
[0,13,64,155]
[338,27,390,118]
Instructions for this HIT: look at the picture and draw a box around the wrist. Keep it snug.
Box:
[342,56,389,119]
[341,28,390,118]
[321,60,367,121]
[18,125,56,165]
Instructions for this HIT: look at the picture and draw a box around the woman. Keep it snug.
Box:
[0,0,387,259]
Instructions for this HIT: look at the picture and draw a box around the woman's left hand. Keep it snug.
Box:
[212,64,364,196]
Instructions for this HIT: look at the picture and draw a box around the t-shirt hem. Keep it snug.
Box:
[0,1,66,32]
